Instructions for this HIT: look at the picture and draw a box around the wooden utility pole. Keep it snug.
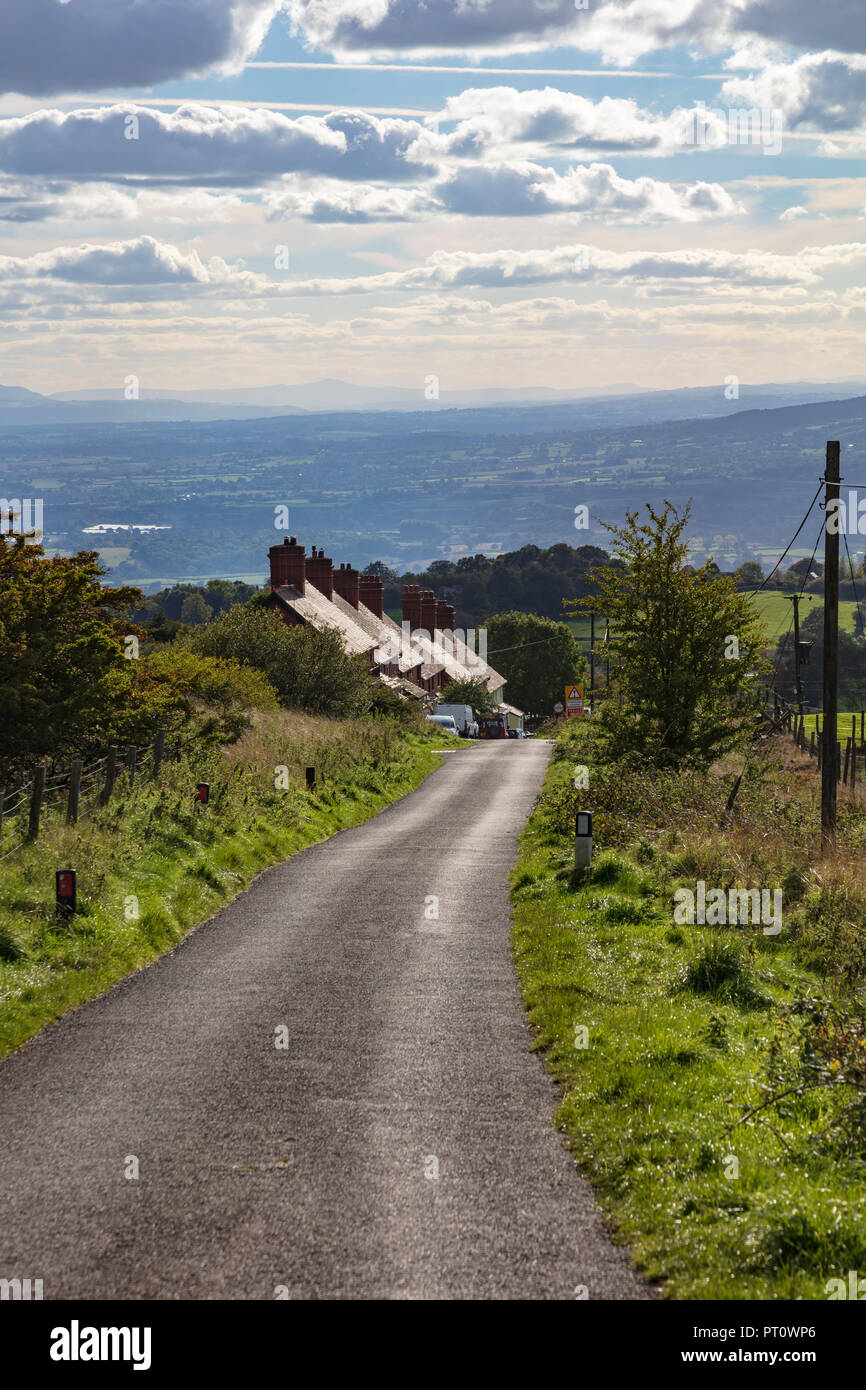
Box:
[821,440,840,849]
[786,594,804,714]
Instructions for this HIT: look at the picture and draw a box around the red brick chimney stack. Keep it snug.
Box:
[402,584,422,630]
[359,574,384,618]
[419,589,438,636]
[436,601,455,632]
[268,535,305,593]
[306,545,334,599]
[333,562,360,608]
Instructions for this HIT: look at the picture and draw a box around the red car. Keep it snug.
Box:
[478,714,510,739]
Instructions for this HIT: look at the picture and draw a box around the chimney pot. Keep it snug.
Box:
[305,544,334,599]
[333,561,360,608]
[269,535,305,592]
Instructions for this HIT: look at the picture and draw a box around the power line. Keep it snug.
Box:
[739,482,825,595]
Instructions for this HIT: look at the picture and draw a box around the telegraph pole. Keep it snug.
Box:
[821,440,841,850]
[786,594,804,714]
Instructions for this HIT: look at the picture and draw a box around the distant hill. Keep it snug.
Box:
[4,387,865,586]
[0,377,861,430]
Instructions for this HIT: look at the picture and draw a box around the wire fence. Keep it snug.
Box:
[0,728,194,863]
[762,691,866,790]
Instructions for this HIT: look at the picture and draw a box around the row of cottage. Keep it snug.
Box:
[265,536,522,723]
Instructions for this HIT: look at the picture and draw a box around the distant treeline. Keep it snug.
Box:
[134,579,261,635]
[369,543,616,627]
[135,548,866,636]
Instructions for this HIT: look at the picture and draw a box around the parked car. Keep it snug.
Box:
[433,703,478,737]
[426,714,459,736]
[478,713,510,739]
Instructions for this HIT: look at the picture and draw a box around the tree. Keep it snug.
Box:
[734,561,765,590]
[187,603,373,715]
[439,676,496,716]
[568,502,766,766]
[364,561,400,583]
[180,592,213,626]
[485,612,585,718]
[0,537,143,773]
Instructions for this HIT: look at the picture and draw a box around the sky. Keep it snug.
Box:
[0,0,865,397]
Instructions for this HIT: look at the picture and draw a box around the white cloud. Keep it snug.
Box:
[434,161,742,221]
[0,1,289,97]
[264,181,435,221]
[780,205,810,220]
[721,52,866,139]
[282,240,866,295]
[0,234,264,290]
[0,103,434,184]
[438,88,717,159]
[287,1,866,65]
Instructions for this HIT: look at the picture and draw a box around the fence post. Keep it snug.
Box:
[843,739,851,785]
[721,773,743,826]
[817,732,822,769]
[153,729,165,778]
[126,747,136,789]
[66,760,82,824]
[810,731,816,758]
[28,765,45,840]
[852,739,857,794]
[837,742,842,782]
[101,748,117,806]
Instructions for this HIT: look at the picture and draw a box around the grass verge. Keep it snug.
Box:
[0,712,452,1059]
[511,724,866,1299]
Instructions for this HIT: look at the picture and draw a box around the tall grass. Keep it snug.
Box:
[511,722,866,1298]
[0,710,444,1059]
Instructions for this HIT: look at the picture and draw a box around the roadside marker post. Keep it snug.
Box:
[574,810,593,870]
[56,869,77,919]
[195,783,210,814]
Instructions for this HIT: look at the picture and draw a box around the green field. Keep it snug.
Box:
[565,593,859,653]
[750,591,861,640]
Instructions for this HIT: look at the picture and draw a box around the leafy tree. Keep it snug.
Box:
[117,646,279,745]
[733,561,765,590]
[180,593,213,626]
[439,676,496,716]
[363,561,400,583]
[485,612,585,718]
[187,603,373,715]
[0,537,143,773]
[568,502,766,766]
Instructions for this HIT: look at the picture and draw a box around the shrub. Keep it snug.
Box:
[187,603,373,716]
[678,935,761,1005]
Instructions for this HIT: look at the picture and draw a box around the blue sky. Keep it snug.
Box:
[0,0,864,396]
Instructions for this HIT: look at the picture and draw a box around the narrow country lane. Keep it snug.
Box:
[0,741,650,1300]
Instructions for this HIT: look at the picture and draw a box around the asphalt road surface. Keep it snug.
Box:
[0,741,650,1300]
